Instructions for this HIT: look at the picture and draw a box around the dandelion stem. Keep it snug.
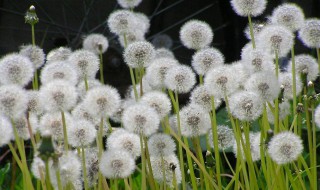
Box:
[247,15,256,49]
[81,146,89,190]
[99,49,105,84]
[291,46,297,134]
[61,111,69,151]
[317,48,320,74]
[140,134,147,190]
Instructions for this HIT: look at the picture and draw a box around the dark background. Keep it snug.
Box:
[0,0,319,93]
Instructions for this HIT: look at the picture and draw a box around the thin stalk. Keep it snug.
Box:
[61,111,68,151]
[222,150,235,175]
[291,163,306,190]
[317,48,320,74]
[274,51,279,133]
[247,15,256,49]
[291,46,297,134]
[140,135,146,190]
[81,146,89,190]
[45,161,53,190]
[27,112,37,150]
[124,178,131,190]
[84,75,89,91]
[99,50,105,84]
[143,136,157,190]
[184,138,198,190]
[199,74,203,85]
[55,168,63,190]
[38,166,47,190]
[160,155,167,190]
[311,103,317,190]
[195,137,210,190]
[172,170,178,190]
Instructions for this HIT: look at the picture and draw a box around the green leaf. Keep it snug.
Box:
[0,163,10,186]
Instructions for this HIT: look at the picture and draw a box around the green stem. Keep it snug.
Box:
[274,51,279,133]
[45,161,53,190]
[99,50,105,84]
[317,48,320,74]
[140,135,146,190]
[61,111,68,151]
[84,75,89,91]
[81,146,89,190]
[311,103,317,190]
[55,167,63,190]
[184,138,198,190]
[247,15,256,49]
[199,74,203,85]
[291,46,297,134]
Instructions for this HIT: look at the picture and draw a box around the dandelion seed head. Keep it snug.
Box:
[118,30,145,47]
[122,103,160,136]
[270,3,305,31]
[83,33,109,54]
[190,85,222,112]
[152,34,173,49]
[287,54,319,82]
[107,10,136,36]
[267,101,291,124]
[0,115,13,147]
[268,131,303,164]
[77,79,102,101]
[124,41,155,68]
[68,119,96,147]
[19,44,45,69]
[84,148,99,187]
[27,91,43,115]
[230,0,266,17]
[209,125,235,150]
[279,72,303,99]
[180,20,213,50]
[191,47,224,75]
[40,61,78,85]
[46,47,72,63]
[140,91,171,119]
[298,18,320,48]
[134,12,150,34]
[244,21,267,40]
[0,85,28,118]
[229,91,263,121]
[314,105,320,129]
[31,156,45,180]
[12,115,38,140]
[0,53,34,86]
[68,49,99,80]
[83,86,121,119]
[99,150,135,179]
[233,132,261,161]
[148,133,176,157]
[241,47,274,74]
[164,65,196,94]
[117,0,142,9]
[110,98,135,123]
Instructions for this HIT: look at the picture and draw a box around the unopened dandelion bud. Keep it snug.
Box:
[38,136,56,162]
[25,5,39,25]
[296,103,304,114]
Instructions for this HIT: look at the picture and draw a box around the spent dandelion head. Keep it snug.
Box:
[83,33,109,54]
[298,18,320,48]
[124,41,155,68]
[19,44,45,69]
[230,0,267,17]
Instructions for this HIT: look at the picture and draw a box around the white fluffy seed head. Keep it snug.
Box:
[107,10,137,36]
[50,151,81,188]
[134,12,150,35]
[0,85,28,118]
[124,41,155,68]
[245,71,280,102]
[209,125,235,150]
[0,115,13,147]
[179,20,213,50]
[0,53,34,86]
[279,72,303,100]
[204,65,237,97]
[117,0,142,9]
[68,119,96,147]
[76,79,102,100]
[230,0,266,17]
[229,61,250,90]
[229,91,263,121]
[68,49,99,80]
[82,85,121,119]
[179,103,211,137]
[39,112,75,141]
[191,47,224,75]
[155,48,175,59]
[12,115,38,140]
[152,34,173,49]
[118,30,145,47]
[19,44,45,69]
[189,85,222,112]
[39,80,78,112]
[268,131,303,165]
[256,24,294,57]
[72,103,97,124]
[298,18,320,48]
[27,91,44,115]
[270,3,305,31]
[244,21,267,40]
[106,129,141,159]
[314,105,320,129]
[140,91,171,119]
[40,61,78,86]
[150,154,182,186]
[110,98,135,123]
[99,150,135,179]
[233,132,261,162]
[164,64,196,94]
[31,156,45,180]
[148,133,176,157]
[46,47,72,64]
[267,101,291,124]
[83,148,99,187]
[122,103,160,136]
[83,33,109,54]
[287,54,319,82]
[145,58,179,89]
[241,47,274,74]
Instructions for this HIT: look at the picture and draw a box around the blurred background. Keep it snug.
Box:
[0,0,319,93]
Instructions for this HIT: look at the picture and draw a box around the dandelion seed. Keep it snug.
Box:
[99,150,135,179]
[287,54,319,82]
[150,154,182,186]
[122,103,160,136]
[191,47,224,75]
[209,125,235,151]
[229,91,263,121]
[82,86,121,119]
[107,10,136,36]
[68,49,99,80]
[46,47,72,63]
[148,133,176,157]
[0,115,13,147]
[267,131,303,164]
[189,85,222,112]
[140,91,171,119]
[124,41,155,68]
[106,129,141,159]
[0,53,34,86]
[179,103,211,137]
[19,44,45,69]
[244,71,280,102]
[270,3,305,31]
[0,85,28,118]
[39,80,78,112]
[83,33,109,54]
[27,91,43,115]
[279,72,303,99]
[230,0,266,17]
[164,64,196,94]
[298,18,320,48]
[145,58,178,89]
[40,61,78,85]
[179,20,213,50]
[67,119,96,147]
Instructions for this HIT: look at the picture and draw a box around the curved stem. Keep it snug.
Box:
[248,15,256,49]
